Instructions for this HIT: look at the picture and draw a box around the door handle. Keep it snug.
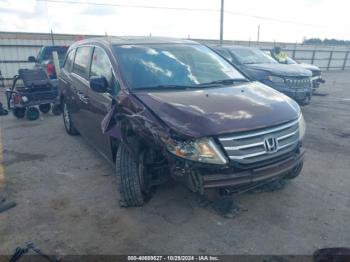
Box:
[77,91,89,104]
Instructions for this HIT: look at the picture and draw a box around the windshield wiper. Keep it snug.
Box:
[134,79,248,91]
[134,84,197,90]
[196,78,248,87]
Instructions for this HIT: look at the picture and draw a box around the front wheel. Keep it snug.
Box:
[115,143,148,207]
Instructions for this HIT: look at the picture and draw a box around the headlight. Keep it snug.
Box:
[164,137,228,165]
[298,113,306,140]
[267,75,285,84]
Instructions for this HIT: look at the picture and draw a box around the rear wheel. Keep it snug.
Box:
[62,100,79,135]
[115,143,150,207]
[39,103,51,114]
[26,107,40,121]
[13,107,26,118]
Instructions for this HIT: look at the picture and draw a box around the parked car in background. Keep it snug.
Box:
[59,37,305,207]
[266,51,325,91]
[28,45,68,83]
[26,45,68,115]
[211,45,313,105]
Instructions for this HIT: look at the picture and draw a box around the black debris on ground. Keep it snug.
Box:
[9,242,60,262]
[197,179,288,218]
[197,195,246,219]
[0,197,17,214]
[248,179,288,194]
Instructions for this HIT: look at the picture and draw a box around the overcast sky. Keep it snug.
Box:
[0,0,349,43]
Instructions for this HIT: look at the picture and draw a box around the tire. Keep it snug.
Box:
[115,143,145,207]
[26,107,40,121]
[13,107,26,118]
[62,100,79,135]
[51,104,62,116]
[39,103,51,114]
[286,161,303,180]
[299,96,311,106]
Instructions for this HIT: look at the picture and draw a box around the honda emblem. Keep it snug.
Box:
[264,137,278,153]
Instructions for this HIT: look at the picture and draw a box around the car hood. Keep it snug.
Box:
[133,82,300,138]
[245,63,312,77]
[298,63,321,72]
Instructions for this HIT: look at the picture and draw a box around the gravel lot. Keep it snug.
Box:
[0,71,349,256]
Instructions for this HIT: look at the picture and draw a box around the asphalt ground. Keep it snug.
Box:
[0,71,349,256]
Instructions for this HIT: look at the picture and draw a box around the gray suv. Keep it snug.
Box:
[212,45,313,105]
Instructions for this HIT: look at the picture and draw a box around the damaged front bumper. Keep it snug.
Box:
[311,76,325,89]
[202,149,304,189]
[170,148,305,192]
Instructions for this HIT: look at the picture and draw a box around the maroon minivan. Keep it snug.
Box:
[59,37,305,207]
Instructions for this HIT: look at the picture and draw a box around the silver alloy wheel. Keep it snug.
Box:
[63,103,70,131]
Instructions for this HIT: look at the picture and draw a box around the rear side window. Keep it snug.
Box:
[72,46,93,79]
[63,50,75,72]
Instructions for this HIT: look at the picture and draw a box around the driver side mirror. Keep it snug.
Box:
[90,76,108,93]
[28,56,36,63]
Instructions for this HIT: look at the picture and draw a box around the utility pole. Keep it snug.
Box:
[220,0,224,45]
[257,24,260,44]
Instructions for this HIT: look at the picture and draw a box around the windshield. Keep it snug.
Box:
[113,44,246,90]
[231,48,278,65]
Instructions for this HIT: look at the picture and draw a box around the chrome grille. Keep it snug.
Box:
[218,119,300,165]
[285,77,311,89]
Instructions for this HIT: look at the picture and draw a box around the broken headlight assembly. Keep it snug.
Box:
[164,137,228,165]
[298,112,306,140]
